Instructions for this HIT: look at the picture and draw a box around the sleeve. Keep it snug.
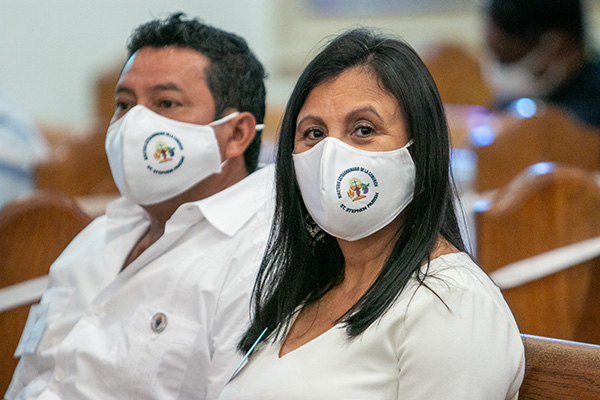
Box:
[203,259,258,400]
[4,217,104,399]
[394,279,525,400]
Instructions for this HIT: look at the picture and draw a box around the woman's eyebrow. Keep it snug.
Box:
[345,106,384,123]
[296,114,324,129]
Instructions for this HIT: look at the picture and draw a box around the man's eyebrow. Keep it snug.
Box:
[114,83,183,96]
[114,85,134,96]
[151,83,183,92]
[115,83,182,94]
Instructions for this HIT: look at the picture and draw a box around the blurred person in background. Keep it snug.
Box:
[0,93,49,207]
[481,0,600,128]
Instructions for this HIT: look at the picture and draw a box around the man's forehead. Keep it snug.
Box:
[121,53,137,75]
[117,47,210,92]
[121,47,210,76]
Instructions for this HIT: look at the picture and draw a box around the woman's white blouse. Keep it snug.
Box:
[220,252,525,400]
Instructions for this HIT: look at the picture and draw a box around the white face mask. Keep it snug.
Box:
[292,137,415,242]
[481,36,566,102]
[105,105,239,205]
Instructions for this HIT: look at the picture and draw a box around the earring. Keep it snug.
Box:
[304,213,325,246]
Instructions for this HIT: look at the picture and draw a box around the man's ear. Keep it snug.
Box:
[222,111,257,160]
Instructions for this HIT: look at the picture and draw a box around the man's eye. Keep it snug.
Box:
[116,101,131,111]
[160,100,176,108]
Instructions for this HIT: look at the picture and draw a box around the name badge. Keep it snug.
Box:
[14,303,48,357]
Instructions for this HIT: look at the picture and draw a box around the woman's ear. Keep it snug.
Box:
[221,111,258,160]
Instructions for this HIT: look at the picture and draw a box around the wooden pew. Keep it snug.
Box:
[35,63,121,198]
[520,334,600,399]
[0,191,92,394]
[473,103,600,193]
[475,164,600,344]
[422,42,493,107]
[35,123,118,197]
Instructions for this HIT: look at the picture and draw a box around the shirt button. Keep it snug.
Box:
[92,305,103,315]
[54,368,65,382]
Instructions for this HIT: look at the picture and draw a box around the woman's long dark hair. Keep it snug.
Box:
[239,28,467,353]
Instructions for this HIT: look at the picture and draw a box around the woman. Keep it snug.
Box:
[220,28,524,399]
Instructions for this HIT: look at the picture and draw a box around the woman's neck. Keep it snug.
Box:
[335,216,402,289]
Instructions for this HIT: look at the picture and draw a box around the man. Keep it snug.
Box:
[6,13,273,400]
[481,0,600,128]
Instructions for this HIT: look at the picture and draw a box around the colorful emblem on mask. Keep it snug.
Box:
[154,141,175,163]
[336,167,379,213]
[142,132,185,175]
[347,177,369,201]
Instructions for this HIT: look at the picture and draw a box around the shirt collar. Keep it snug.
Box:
[105,163,275,238]
[194,163,275,237]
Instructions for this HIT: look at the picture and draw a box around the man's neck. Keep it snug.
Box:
[120,156,249,270]
[142,155,249,227]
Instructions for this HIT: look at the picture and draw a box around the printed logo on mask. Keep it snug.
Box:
[142,132,185,175]
[336,167,379,214]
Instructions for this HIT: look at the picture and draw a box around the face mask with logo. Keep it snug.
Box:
[105,105,239,205]
[481,35,567,102]
[292,137,415,242]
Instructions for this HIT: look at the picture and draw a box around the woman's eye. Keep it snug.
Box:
[355,125,374,137]
[304,128,325,140]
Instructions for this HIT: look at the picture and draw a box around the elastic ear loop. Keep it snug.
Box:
[209,111,240,126]
[209,111,265,132]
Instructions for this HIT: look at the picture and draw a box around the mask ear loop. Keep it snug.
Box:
[210,112,265,168]
[209,111,240,126]
[209,111,265,131]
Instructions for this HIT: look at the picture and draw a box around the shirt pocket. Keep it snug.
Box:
[44,286,74,323]
[100,304,202,399]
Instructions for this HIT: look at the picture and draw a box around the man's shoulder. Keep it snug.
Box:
[48,215,108,270]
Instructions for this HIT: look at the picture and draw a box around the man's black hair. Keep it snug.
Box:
[127,12,267,173]
[488,0,585,45]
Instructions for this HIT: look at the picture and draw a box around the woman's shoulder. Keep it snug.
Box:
[391,251,517,329]
[423,252,495,294]
[387,251,524,399]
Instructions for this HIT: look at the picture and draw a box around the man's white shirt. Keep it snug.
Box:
[5,164,274,400]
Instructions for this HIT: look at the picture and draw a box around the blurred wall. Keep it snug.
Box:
[0,0,278,128]
[0,0,598,129]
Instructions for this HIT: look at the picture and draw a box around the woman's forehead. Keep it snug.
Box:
[300,68,399,116]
